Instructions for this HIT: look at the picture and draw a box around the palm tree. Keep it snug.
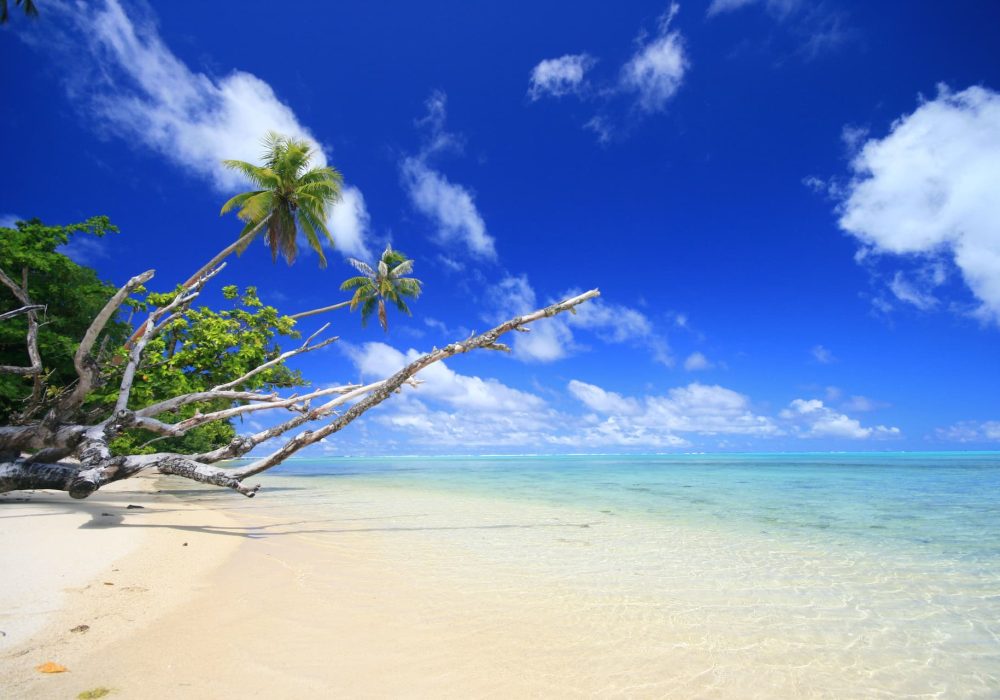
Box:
[340,246,422,331]
[125,132,342,348]
[1,0,38,23]
[220,131,343,268]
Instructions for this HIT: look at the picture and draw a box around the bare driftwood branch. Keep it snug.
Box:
[211,322,337,391]
[0,266,43,380]
[115,264,225,414]
[0,304,44,323]
[0,245,599,499]
[60,269,155,415]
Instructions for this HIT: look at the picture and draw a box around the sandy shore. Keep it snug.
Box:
[1,478,635,698]
[0,478,243,698]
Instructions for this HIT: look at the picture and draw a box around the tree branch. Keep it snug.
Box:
[60,269,155,415]
[0,266,43,380]
[0,304,44,323]
[211,322,337,391]
[233,289,600,478]
[115,264,225,414]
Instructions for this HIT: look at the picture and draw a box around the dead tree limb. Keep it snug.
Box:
[0,250,598,499]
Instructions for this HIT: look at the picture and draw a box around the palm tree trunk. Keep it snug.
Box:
[124,219,268,348]
[288,300,352,320]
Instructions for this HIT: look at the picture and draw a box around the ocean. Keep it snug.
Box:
[210,452,1000,697]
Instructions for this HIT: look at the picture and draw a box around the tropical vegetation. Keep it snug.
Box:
[220,131,343,268]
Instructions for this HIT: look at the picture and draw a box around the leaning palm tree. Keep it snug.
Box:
[220,131,343,268]
[125,132,342,348]
[340,246,422,331]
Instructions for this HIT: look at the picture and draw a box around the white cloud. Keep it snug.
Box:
[781,399,900,439]
[568,380,640,415]
[707,0,800,18]
[400,157,496,259]
[567,380,780,442]
[326,186,374,259]
[34,0,370,257]
[0,214,20,229]
[487,276,670,365]
[811,345,835,364]
[935,420,1000,443]
[888,270,938,311]
[683,352,712,371]
[343,342,559,448]
[528,54,596,100]
[401,92,497,260]
[838,85,1000,324]
[620,3,688,113]
[345,342,543,413]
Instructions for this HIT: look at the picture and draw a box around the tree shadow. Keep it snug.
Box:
[79,510,598,539]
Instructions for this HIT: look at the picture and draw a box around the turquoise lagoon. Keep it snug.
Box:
[218,452,1000,697]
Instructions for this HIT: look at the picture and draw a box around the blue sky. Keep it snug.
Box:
[2,0,999,454]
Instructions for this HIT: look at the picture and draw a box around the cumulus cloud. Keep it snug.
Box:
[838,85,1000,324]
[346,342,542,413]
[620,3,688,113]
[567,380,780,445]
[683,352,712,371]
[781,399,900,439]
[934,420,1000,443]
[487,276,670,365]
[326,187,373,259]
[343,341,560,448]
[528,54,596,100]
[28,0,371,257]
[568,380,641,415]
[401,92,497,260]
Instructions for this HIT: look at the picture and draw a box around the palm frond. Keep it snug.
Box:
[297,209,328,268]
[340,276,369,292]
[348,258,377,277]
[389,259,414,278]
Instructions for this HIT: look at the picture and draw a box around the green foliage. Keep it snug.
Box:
[220,131,343,267]
[341,245,422,331]
[0,217,306,456]
[0,217,127,422]
[92,286,305,455]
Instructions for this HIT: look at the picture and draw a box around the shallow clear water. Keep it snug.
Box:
[222,453,1000,697]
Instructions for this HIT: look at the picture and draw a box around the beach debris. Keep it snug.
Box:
[70,624,90,633]
[126,504,145,509]
[36,661,68,673]
[78,688,112,699]
[101,512,112,517]
[182,542,188,546]
[103,582,114,586]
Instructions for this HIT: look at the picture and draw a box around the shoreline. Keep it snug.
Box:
[2,458,997,697]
